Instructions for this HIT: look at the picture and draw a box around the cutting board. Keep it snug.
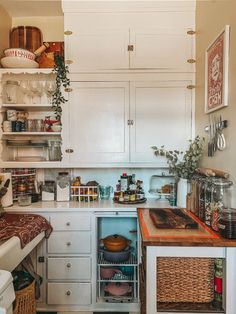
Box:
[149,208,198,229]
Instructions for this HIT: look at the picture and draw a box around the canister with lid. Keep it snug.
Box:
[4,80,20,104]
[218,208,236,239]
[56,172,70,201]
[211,178,233,232]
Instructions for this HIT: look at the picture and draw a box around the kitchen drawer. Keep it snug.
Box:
[47,282,91,305]
[47,257,91,280]
[49,213,91,231]
[47,231,91,254]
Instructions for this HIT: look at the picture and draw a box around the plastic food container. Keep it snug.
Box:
[18,195,32,206]
[218,208,236,239]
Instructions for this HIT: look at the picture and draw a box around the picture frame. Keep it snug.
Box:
[205,25,230,114]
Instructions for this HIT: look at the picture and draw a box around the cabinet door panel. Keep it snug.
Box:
[130,28,194,71]
[65,15,129,71]
[68,82,129,164]
[130,81,192,164]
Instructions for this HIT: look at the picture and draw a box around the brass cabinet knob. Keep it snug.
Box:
[66,263,72,268]
[64,30,73,35]
[187,30,196,35]
[65,59,73,65]
[187,59,196,64]
[66,242,71,246]
[66,290,71,296]
[187,85,196,90]
[66,222,71,226]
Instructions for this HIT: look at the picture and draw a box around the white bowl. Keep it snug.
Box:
[51,124,62,132]
[4,48,35,60]
[0,56,39,68]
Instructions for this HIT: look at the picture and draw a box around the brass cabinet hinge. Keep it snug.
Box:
[128,45,134,51]
[65,87,73,92]
[64,30,73,36]
[187,85,196,90]
[187,59,196,64]
[187,30,196,35]
[65,59,73,65]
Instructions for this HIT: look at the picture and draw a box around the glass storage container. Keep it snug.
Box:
[4,80,20,104]
[56,172,70,201]
[211,178,233,232]
[204,178,213,227]
[218,208,236,239]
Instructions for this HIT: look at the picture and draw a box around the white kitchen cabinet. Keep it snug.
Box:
[129,80,193,163]
[65,79,193,166]
[67,81,130,164]
[65,26,195,73]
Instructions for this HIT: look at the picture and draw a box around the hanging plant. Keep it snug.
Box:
[52,54,70,122]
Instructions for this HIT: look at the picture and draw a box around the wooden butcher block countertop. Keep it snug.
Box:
[137,208,236,247]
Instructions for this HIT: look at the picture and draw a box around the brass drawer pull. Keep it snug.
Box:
[187,85,196,90]
[187,30,196,35]
[65,59,73,65]
[64,30,73,36]
[187,59,196,64]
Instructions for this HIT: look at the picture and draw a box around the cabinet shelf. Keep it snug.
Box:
[98,254,137,266]
[2,104,53,111]
[2,132,61,136]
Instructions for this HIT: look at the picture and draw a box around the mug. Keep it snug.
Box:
[99,185,114,200]
[7,109,17,121]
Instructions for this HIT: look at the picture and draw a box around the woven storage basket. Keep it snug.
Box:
[157,257,215,303]
[13,280,36,314]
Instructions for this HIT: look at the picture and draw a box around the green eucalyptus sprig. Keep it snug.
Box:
[52,54,70,122]
[152,136,205,180]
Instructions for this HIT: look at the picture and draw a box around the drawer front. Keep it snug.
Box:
[47,282,91,305]
[47,231,91,254]
[47,257,91,280]
[50,213,91,231]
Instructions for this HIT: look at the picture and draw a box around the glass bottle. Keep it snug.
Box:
[213,258,223,309]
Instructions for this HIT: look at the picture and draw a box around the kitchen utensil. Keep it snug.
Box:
[100,246,132,263]
[100,268,122,279]
[207,114,212,157]
[104,282,132,296]
[217,116,226,151]
[0,56,39,68]
[4,48,35,60]
[101,234,131,252]
[99,185,113,200]
[149,208,198,229]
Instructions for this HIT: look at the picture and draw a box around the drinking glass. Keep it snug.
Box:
[19,81,29,104]
[29,80,41,104]
[44,81,56,104]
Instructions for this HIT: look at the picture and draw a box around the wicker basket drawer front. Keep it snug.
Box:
[47,231,91,254]
[47,257,91,280]
[47,282,91,305]
[157,257,215,303]
[50,213,91,231]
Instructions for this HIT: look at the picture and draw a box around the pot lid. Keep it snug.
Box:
[103,234,128,245]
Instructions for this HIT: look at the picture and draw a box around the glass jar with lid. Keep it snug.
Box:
[204,178,213,227]
[4,80,20,104]
[48,140,62,161]
[211,178,233,231]
[218,208,236,239]
[198,177,206,221]
[56,172,70,201]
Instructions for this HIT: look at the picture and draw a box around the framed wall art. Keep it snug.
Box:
[205,25,230,114]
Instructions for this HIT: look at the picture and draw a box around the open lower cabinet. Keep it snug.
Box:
[95,212,140,312]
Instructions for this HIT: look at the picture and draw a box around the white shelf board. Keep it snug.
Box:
[0,68,53,74]
[2,104,53,111]
[1,161,63,168]
[2,132,61,136]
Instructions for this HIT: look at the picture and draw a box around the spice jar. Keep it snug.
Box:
[211,178,233,232]
[218,208,236,239]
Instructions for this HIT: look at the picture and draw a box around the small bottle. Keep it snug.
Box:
[120,173,128,192]
[124,191,129,202]
[213,258,223,309]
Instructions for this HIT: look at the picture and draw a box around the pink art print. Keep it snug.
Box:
[207,33,224,110]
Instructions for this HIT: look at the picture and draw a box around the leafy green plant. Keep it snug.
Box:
[152,136,205,180]
[52,55,70,121]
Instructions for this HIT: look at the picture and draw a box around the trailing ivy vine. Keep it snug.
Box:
[52,54,70,121]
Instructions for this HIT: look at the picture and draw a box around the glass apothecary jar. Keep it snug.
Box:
[218,208,236,239]
[211,178,233,232]
[4,80,20,104]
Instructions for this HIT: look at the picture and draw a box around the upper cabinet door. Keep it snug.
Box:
[65,15,129,71]
[129,28,195,71]
[129,81,193,164]
[68,82,129,164]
